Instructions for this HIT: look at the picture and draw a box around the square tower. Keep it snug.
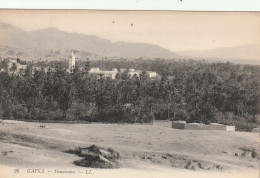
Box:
[69,51,76,73]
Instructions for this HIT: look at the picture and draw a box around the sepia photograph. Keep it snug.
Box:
[0,9,259,178]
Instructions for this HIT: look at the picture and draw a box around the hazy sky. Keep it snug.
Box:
[0,10,259,51]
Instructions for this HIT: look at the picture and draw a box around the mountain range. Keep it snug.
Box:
[0,22,259,64]
[178,45,260,64]
[0,23,178,61]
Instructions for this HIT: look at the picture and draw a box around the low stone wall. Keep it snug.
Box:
[224,126,236,131]
[208,123,235,131]
[251,128,259,133]
[153,120,173,128]
[185,123,209,130]
[172,121,235,131]
[172,122,186,129]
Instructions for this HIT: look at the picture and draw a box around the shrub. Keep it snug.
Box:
[46,109,63,120]
[31,107,47,120]
[172,108,189,121]
[13,104,29,120]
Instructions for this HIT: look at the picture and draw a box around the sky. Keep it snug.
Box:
[0,10,260,52]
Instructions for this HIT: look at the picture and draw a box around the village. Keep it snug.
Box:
[1,51,158,79]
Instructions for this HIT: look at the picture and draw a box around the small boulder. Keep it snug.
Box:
[80,145,120,160]
[74,154,119,168]
[72,145,120,168]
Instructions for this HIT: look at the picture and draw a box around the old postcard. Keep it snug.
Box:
[0,9,259,178]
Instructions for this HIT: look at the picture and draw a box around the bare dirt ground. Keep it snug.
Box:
[0,120,259,178]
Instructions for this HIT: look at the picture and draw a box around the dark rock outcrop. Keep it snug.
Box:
[71,145,120,168]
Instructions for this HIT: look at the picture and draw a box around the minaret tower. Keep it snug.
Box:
[69,51,76,73]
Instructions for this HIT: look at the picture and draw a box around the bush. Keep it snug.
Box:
[13,104,29,120]
[31,107,47,120]
[132,104,154,123]
[2,107,14,120]
[172,108,189,121]
[70,103,89,120]
[0,109,4,119]
[46,109,63,120]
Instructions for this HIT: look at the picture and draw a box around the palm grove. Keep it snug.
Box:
[0,58,259,130]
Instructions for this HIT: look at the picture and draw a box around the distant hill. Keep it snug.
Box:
[178,45,260,65]
[0,23,178,61]
[0,23,259,65]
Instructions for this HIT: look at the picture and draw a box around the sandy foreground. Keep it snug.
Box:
[0,120,259,178]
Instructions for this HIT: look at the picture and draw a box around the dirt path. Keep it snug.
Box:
[0,120,259,177]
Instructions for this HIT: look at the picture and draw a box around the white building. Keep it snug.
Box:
[128,69,141,77]
[88,67,158,80]
[6,59,27,75]
[89,67,100,72]
[147,71,157,78]
[89,67,118,79]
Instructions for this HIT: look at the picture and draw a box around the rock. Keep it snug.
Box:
[79,145,120,160]
[234,148,259,159]
[74,154,119,168]
[39,125,48,129]
[72,145,120,168]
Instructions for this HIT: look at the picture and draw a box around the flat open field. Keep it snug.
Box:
[0,120,259,178]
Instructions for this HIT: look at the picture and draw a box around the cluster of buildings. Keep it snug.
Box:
[1,58,28,75]
[1,51,158,79]
[88,67,157,79]
[65,51,158,79]
[0,58,54,75]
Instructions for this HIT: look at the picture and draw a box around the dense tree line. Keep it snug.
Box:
[0,58,259,130]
